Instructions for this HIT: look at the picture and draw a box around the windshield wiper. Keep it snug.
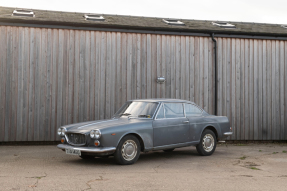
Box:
[121,113,131,116]
[138,114,151,118]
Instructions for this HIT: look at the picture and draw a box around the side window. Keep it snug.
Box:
[156,105,165,119]
[185,104,202,116]
[164,103,184,118]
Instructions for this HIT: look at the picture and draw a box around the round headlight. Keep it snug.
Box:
[57,128,62,136]
[90,129,101,139]
[94,130,101,139]
[61,128,66,136]
[90,130,95,138]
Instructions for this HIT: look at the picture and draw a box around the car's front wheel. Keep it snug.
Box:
[114,135,141,165]
[196,129,216,156]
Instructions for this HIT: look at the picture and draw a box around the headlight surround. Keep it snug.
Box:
[90,129,101,139]
[57,128,66,136]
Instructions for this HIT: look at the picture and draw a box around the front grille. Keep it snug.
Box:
[66,133,86,145]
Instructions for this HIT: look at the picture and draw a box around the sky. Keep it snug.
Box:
[1,0,287,25]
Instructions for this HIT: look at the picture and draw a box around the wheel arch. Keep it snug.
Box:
[202,125,219,140]
[117,132,145,152]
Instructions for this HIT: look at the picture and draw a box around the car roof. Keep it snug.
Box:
[128,98,194,104]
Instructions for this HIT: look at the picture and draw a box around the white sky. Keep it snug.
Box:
[1,0,287,24]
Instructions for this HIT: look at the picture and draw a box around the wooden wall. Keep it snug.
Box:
[0,26,214,142]
[1,26,286,142]
[217,38,287,140]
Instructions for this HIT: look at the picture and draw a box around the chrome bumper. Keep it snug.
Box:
[224,132,233,136]
[57,144,116,153]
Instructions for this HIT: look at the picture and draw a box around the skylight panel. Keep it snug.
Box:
[12,9,35,17]
[162,19,185,26]
[84,14,105,21]
[212,22,236,28]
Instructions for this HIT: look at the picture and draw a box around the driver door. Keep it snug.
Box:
[153,103,190,147]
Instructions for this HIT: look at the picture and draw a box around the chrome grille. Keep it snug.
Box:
[66,133,86,145]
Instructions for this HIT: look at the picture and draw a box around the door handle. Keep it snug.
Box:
[183,121,189,123]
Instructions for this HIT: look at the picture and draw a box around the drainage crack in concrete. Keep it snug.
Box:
[26,172,47,189]
[82,176,104,191]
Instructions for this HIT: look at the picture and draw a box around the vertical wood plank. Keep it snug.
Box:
[22,27,30,141]
[279,41,285,140]
[94,31,101,120]
[84,31,90,121]
[274,41,280,140]
[151,35,157,98]
[73,30,80,123]
[240,39,245,140]
[157,35,161,98]
[136,34,141,99]
[257,40,263,140]
[180,36,185,100]
[106,32,111,118]
[116,32,122,110]
[46,28,53,140]
[0,27,7,141]
[89,31,95,120]
[262,40,267,140]
[110,32,117,115]
[161,35,166,98]
[194,37,199,104]
[140,34,147,99]
[266,40,272,140]
[121,33,127,103]
[244,39,250,140]
[16,28,24,141]
[100,32,106,119]
[189,37,195,102]
[231,38,236,140]
[146,34,152,98]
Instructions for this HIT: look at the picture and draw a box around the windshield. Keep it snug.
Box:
[114,102,159,118]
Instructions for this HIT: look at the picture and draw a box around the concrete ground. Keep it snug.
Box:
[0,143,287,191]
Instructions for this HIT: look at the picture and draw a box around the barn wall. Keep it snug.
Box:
[0,26,214,142]
[217,38,287,140]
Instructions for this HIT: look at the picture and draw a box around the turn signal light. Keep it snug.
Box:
[61,138,65,143]
[94,140,100,146]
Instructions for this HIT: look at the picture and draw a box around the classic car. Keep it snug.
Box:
[57,99,232,165]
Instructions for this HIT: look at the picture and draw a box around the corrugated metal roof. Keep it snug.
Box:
[0,6,287,37]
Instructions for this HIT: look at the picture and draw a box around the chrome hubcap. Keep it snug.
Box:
[202,134,214,152]
[121,140,137,161]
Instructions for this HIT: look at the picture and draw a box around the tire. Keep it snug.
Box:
[196,129,217,156]
[163,148,175,152]
[79,154,95,159]
[114,135,141,165]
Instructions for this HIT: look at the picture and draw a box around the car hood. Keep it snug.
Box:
[62,118,149,133]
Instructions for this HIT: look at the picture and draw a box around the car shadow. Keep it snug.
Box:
[62,148,203,166]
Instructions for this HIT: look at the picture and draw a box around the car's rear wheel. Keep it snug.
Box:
[114,135,141,165]
[196,129,216,156]
[163,149,175,152]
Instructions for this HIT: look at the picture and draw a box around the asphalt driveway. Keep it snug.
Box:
[0,143,287,191]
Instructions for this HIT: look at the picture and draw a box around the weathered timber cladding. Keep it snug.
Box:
[0,26,214,141]
[1,26,286,141]
[217,38,287,140]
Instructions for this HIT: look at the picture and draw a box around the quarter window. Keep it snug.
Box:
[156,105,165,119]
[164,103,184,118]
[185,104,202,116]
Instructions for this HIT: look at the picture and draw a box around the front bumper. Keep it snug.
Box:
[57,144,116,153]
